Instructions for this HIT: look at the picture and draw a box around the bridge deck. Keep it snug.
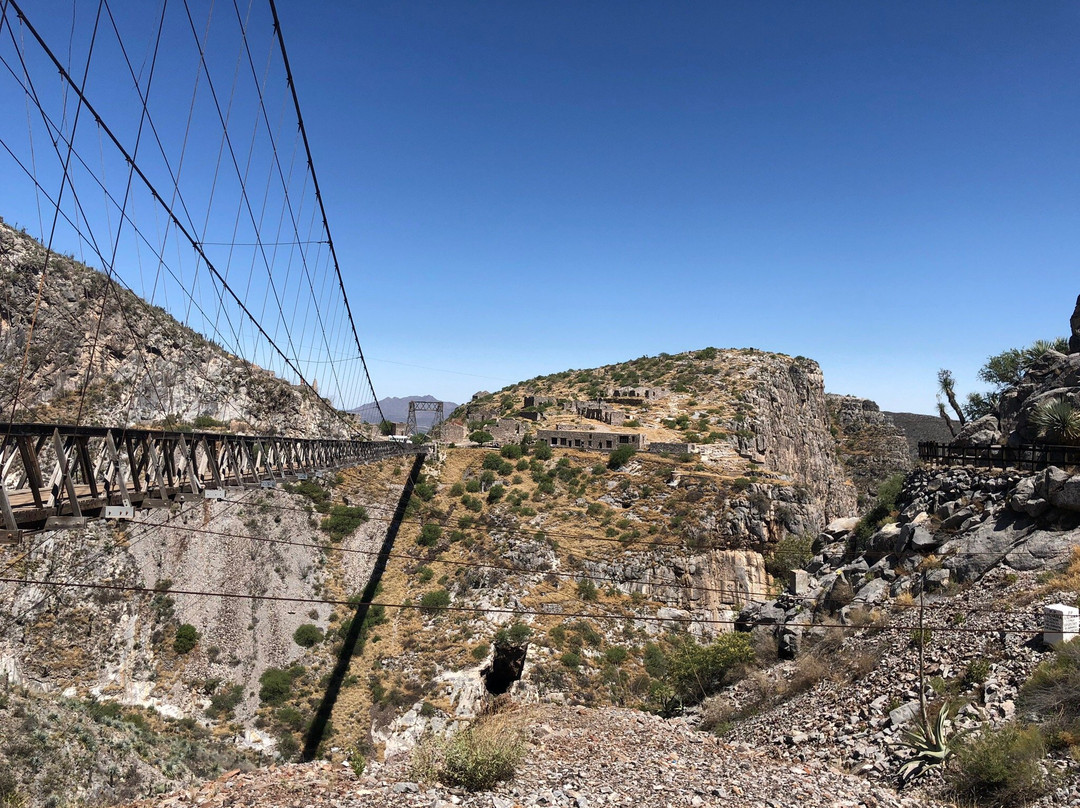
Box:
[0,423,420,541]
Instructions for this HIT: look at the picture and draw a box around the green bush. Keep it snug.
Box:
[560,652,582,669]
[949,723,1046,806]
[465,479,481,493]
[482,453,504,470]
[420,589,451,613]
[500,444,523,460]
[469,430,493,444]
[604,646,628,665]
[665,634,754,706]
[576,578,598,601]
[174,624,200,654]
[533,442,552,460]
[259,667,293,704]
[320,505,369,540]
[418,523,443,547]
[487,484,505,503]
[607,445,636,469]
[293,624,324,648]
[494,622,532,647]
[449,482,465,497]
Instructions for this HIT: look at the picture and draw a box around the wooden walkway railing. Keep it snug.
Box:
[918,441,1080,471]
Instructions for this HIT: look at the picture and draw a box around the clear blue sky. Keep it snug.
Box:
[272,1,1080,414]
[5,2,1080,414]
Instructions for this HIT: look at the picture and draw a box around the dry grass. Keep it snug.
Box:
[412,706,531,791]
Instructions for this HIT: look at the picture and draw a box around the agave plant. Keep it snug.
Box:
[896,705,955,787]
[1030,397,1080,444]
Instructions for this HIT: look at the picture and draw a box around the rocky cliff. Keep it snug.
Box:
[0,220,357,437]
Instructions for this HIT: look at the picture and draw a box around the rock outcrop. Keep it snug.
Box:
[1070,293,1080,354]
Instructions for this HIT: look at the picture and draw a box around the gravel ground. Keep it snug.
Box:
[121,706,947,808]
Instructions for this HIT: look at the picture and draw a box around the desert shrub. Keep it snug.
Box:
[494,622,531,647]
[487,484,505,503]
[449,482,465,497]
[206,683,244,719]
[664,634,754,707]
[964,659,992,688]
[413,714,526,791]
[560,652,581,669]
[320,505,368,540]
[174,624,200,654]
[949,723,1046,806]
[259,668,293,705]
[604,646,628,665]
[576,578,598,601]
[418,523,443,547]
[764,533,815,580]
[533,442,552,460]
[500,444,523,460]
[607,445,636,469]
[293,624,323,648]
[465,478,481,494]
[643,643,667,678]
[276,706,307,731]
[1031,397,1080,444]
[849,471,905,555]
[1018,637,1080,746]
[482,453,504,470]
[420,589,451,613]
[469,430,493,444]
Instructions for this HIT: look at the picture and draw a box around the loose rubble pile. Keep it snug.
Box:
[122,707,948,808]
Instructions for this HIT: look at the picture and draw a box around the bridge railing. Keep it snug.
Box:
[918,441,1080,471]
[0,423,419,541]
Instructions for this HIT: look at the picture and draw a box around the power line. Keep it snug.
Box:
[0,575,1048,636]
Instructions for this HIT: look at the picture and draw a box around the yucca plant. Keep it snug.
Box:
[1030,397,1080,445]
[896,705,955,787]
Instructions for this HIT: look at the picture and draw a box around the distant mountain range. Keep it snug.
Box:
[350,395,459,427]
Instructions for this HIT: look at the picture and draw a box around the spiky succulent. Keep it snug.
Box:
[1030,397,1080,444]
[896,706,955,787]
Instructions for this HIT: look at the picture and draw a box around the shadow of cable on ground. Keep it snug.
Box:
[301,451,425,761]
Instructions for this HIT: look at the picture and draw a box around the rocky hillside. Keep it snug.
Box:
[0,458,416,806]
[0,220,358,437]
[826,394,913,507]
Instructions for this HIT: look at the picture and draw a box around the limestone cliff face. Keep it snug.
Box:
[734,357,858,521]
[0,220,358,437]
[826,394,912,506]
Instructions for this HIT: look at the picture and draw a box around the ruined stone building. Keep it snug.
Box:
[537,426,644,452]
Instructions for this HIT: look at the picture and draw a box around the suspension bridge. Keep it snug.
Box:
[0,0,420,541]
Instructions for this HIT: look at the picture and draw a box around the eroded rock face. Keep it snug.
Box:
[0,221,357,437]
[826,394,912,505]
[733,359,857,521]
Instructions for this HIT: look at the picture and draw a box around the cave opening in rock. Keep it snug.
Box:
[481,641,528,695]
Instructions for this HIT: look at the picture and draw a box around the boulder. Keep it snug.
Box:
[1004,527,1080,571]
[941,515,1035,581]
[1008,477,1036,512]
[953,414,1001,447]
[1048,473,1080,513]
[853,577,890,606]
[908,524,941,552]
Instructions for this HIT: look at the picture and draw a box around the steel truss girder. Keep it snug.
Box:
[0,423,415,539]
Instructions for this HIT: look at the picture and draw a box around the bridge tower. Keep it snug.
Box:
[405,400,445,437]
